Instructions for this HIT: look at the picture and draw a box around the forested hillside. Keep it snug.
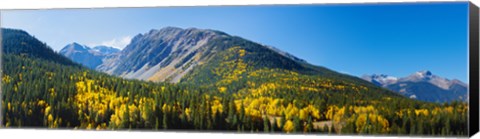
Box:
[1,28,469,136]
[2,29,79,67]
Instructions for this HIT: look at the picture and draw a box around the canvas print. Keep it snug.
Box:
[0,2,474,137]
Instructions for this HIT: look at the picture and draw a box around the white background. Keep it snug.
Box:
[0,0,478,139]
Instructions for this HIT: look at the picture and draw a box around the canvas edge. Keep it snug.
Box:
[468,1,479,137]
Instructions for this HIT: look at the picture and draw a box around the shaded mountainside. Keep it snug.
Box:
[59,43,120,69]
[362,70,468,103]
[1,28,79,67]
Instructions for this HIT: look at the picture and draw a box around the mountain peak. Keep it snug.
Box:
[71,42,82,46]
[161,26,184,31]
[145,26,229,37]
[414,70,433,78]
[60,42,90,55]
[361,73,398,87]
[148,26,185,34]
[404,70,447,85]
[135,26,225,43]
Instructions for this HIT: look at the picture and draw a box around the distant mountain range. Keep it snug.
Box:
[59,43,120,69]
[362,70,468,103]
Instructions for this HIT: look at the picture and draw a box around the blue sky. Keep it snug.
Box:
[1,2,469,82]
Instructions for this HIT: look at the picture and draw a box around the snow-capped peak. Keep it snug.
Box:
[361,74,398,87]
[69,42,89,50]
[414,70,433,79]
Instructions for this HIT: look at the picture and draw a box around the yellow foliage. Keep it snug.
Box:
[299,105,321,120]
[350,105,389,133]
[415,109,429,116]
[185,108,192,120]
[239,49,246,57]
[139,97,155,122]
[2,75,11,84]
[162,103,171,113]
[333,107,345,123]
[45,106,51,116]
[326,105,338,120]
[7,102,11,111]
[47,114,54,123]
[445,106,454,113]
[353,105,376,114]
[218,87,227,93]
[214,47,248,86]
[211,99,224,117]
[299,109,307,120]
[49,88,56,97]
[283,120,294,133]
[74,79,131,129]
[128,104,138,122]
[276,117,283,128]
[285,103,299,120]
[266,98,284,116]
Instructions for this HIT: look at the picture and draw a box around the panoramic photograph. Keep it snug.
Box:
[0,2,470,136]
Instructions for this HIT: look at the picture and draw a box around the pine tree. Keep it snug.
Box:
[162,112,168,129]
[263,116,269,133]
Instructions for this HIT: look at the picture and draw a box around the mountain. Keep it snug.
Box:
[362,70,468,103]
[59,43,120,69]
[2,28,79,66]
[96,27,226,82]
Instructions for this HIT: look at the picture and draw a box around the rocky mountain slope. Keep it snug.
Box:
[95,27,319,83]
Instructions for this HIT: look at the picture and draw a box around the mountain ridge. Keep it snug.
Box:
[362,70,468,102]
